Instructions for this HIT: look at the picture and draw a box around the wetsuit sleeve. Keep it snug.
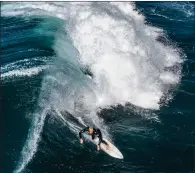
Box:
[79,127,88,139]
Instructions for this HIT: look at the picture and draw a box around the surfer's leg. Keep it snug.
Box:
[101,139,109,150]
[101,140,108,145]
[92,133,95,140]
[98,137,108,145]
[98,134,107,145]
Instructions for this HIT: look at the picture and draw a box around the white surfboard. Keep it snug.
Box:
[83,134,123,159]
[96,138,123,159]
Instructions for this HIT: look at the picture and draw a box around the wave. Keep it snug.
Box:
[1,57,51,80]
[2,2,185,173]
[14,109,49,173]
[1,65,49,79]
[142,1,194,21]
[159,2,194,18]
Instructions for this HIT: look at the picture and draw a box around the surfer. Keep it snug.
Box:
[79,126,109,150]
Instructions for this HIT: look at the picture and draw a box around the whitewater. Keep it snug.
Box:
[1,2,185,173]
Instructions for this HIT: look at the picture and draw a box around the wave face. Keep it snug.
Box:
[2,2,184,109]
[2,2,194,173]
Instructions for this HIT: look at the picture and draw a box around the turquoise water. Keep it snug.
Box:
[1,2,194,173]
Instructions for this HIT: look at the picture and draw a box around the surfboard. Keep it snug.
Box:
[96,138,123,159]
[83,134,123,159]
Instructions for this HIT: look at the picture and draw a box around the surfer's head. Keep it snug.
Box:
[88,127,94,134]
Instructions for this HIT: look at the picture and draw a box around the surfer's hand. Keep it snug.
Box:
[80,138,83,144]
[97,144,100,151]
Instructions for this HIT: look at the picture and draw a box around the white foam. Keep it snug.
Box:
[160,72,180,84]
[14,108,49,173]
[1,66,48,79]
[2,2,184,173]
[1,56,51,73]
[66,2,183,109]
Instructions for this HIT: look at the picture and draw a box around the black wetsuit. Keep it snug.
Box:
[79,127,108,146]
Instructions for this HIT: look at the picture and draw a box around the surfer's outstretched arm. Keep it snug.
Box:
[79,127,89,139]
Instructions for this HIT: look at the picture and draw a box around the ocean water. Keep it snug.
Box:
[1,2,194,173]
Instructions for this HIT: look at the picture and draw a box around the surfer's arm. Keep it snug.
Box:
[79,127,89,139]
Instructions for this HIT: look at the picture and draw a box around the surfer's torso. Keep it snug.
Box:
[79,127,101,139]
[79,127,107,145]
[91,128,102,140]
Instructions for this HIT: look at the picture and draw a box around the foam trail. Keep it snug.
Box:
[1,56,51,73]
[14,107,49,173]
[1,66,48,79]
[55,108,81,133]
[1,2,184,173]
[55,108,111,144]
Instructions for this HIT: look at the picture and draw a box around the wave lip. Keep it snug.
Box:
[67,2,183,109]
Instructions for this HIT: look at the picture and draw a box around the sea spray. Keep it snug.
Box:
[1,2,184,173]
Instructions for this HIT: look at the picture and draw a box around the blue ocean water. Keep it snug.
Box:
[1,2,194,173]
